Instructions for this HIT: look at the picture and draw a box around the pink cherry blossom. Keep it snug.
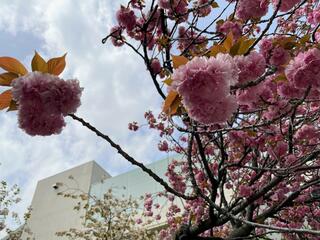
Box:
[116,6,137,31]
[239,185,252,197]
[172,55,238,124]
[260,38,290,67]
[269,46,290,66]
[234,51,266,84]
[109,26,124,47]
[272,0,301,12]
[18,108,66,136]
[235,0,269,20]
[259,38,273,57]
[128,121,139,131]
[158,0,188,21]
[277,81,304,99]
[150,58,161,74]
[295,125,319,141]
[285,48,320,88]
[308,7,320,25]
[177,26,208,53]
[195,0,212,17]
[158,140,169,151]
[217,21,242,41]
[12,72,82,136]
[236,84,265,108]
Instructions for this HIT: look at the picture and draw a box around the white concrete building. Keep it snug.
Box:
[13,159,170,240]
[21,161,110,240]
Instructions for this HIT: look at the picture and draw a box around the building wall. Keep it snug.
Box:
[90,158,173,230]
[21,161,110,240]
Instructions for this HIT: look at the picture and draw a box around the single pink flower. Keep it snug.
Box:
[109,26,124,47]
[150,58,161,74]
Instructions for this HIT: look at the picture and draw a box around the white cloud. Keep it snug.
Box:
[0,0,165,231]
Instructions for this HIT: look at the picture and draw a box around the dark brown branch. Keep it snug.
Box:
[141,5,166,100]
[312,23,320,42]
[194,132,218,189]
[257,178,320,221]
[68,113,196,200]
[244,0,282,55]
[231,66,276,91]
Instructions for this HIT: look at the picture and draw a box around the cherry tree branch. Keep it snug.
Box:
[68,113,196,201]
[244,0,282,55]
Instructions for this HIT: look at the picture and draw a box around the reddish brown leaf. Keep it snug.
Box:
[47,53,67,76]
[172,55,188,69]
[163,77,172,86]
[163,91,181,115]
[7,100,18,112]
[223,32,234,52]
[209,44,227,57]
[0,72,18,86]
[0,90,13,110]
[0,57,28,76]
[31,51,48,73]
[211,2,219,8]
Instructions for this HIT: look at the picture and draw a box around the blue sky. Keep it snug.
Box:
[0,0,170,229]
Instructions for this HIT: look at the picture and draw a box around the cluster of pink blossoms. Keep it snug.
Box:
[216,20,242,41]
[108,0,320,239]
[307,6,320,25]
[285,48,320,89]
[230,0,300,21]
[233,0,269,20]
[116,5,137,32]
[172,52,268,124]
[158,0,188,20]
[260,38,290,67]
[272,0,301,12]
[194,0,212,17]
[234,51,266,84]
[295,124,320,145]
[12,72,82,136]
[172,54,238,124]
